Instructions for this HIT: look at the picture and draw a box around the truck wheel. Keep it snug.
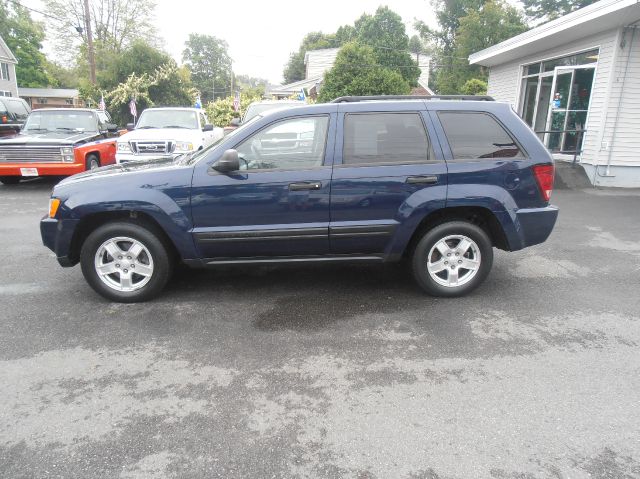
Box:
[0,176,20,185]
[411,221,493,297]
[86,154,100,170]
[80,221,173,302]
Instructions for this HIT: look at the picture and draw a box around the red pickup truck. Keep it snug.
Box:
[0,108,119,184]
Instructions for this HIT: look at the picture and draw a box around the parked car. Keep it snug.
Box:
[0,97,31,136]
[116,107,224,164]
[0,108,118,184]
[41,96,558,302]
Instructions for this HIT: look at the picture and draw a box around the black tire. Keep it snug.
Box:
[80,221,173,302]
[0,176,20,185]
[86,154,100,171]
[411,221,493,297]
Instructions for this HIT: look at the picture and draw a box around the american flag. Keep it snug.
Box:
[233,91,240,112]
[99,94,106,111]
[129,98,137,118]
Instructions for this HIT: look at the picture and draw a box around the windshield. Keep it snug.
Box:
[136,110,198,129]
[23,110,98,132]
[243,102,301,123]
[182,114,263,165]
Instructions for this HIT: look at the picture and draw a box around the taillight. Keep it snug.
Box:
[532,164,554,202]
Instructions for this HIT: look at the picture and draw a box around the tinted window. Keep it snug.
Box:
[235,115,329,170]
[438,112,525,160]
[343,113,434,165]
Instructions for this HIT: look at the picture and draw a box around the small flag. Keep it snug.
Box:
[233,91,240,112]
[194,96,202,109]
[298,88,306,101]
[129,97,137,118]
[99,94,106,111]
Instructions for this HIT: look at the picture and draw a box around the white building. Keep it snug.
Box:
[270,47,432,99]
[0,35,18,98]
[470,0,640,187]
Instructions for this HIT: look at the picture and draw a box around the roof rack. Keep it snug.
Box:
[331,95,495,103]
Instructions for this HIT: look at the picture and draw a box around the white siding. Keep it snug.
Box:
[597,27,640,167]
[305,49,339,80]
[486,29,619,166]
[0,63,18,97]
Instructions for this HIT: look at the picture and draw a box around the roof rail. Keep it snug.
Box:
[331,95,495,103]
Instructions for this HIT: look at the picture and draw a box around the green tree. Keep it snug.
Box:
[421,0,527,94]
[0,0,56,87]
[317,42,410,103]
[522,0,597,22]
[461,78,488,95]
[354,6,420,86]
[182,33,232,104]
[79,40,196,125]
[43,0,157,65]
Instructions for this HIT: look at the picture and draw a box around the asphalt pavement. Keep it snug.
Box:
[1,178,639,479]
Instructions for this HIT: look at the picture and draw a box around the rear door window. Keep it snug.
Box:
[343,112,435,165]
[437,111,525,159]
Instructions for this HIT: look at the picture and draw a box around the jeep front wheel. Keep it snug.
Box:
[80,222,172,302]
[412,221,493,297]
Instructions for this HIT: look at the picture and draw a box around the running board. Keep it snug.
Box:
[203,254,385,266]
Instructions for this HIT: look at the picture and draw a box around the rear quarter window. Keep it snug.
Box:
[437,111,525,160]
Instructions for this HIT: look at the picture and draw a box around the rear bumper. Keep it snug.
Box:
[511,205,559,250]
[40,216,80,266]
[0,162,85,176]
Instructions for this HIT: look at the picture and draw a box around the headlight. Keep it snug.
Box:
[175,141,194,152]
[60,146,74,162]
[117,142,131,152]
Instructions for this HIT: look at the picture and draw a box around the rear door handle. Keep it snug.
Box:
[289,181,322,191]
[406,175,439,185]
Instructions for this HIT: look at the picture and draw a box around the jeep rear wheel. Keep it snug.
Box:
[80,222,172,302]
[412,221,493,297]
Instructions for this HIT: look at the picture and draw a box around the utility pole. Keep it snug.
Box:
[83,0,96,85]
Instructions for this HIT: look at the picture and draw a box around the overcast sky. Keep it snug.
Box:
[22,0,438,84]
[152,0,436,84]
[22,0,521,85]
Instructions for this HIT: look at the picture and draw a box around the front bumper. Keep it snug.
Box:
[0,162,85,177]
[116,152,178,164]
[513,205,559,249]
[40,216,80,267]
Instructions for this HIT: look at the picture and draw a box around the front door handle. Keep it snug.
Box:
[289,181,322,191]
[406,175,439,185]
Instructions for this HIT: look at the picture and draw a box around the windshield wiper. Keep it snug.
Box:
[25,128,49,132]
[56,127,82,132]
[136,126,156,129]
[163,125,189,129]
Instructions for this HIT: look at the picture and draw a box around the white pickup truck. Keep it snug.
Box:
[116,107,224,164]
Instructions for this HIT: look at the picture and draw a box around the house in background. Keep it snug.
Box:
[470,0,640,187]
[0,35,18,98]
[269,48,433,99]
[19,88,85,109]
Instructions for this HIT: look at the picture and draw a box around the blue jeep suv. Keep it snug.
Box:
[41,96,558,302]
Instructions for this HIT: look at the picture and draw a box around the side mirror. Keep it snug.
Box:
[126,123,135,131]
[213,149,239,173]
[106,123,118,132]
[203,124,214,132]
[230,118,241,127]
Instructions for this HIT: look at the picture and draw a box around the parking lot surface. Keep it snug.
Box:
[1,179,639,479]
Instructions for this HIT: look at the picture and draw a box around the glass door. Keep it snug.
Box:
[545,66,595,152]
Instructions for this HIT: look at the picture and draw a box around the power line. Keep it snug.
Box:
[4,0,68,23]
